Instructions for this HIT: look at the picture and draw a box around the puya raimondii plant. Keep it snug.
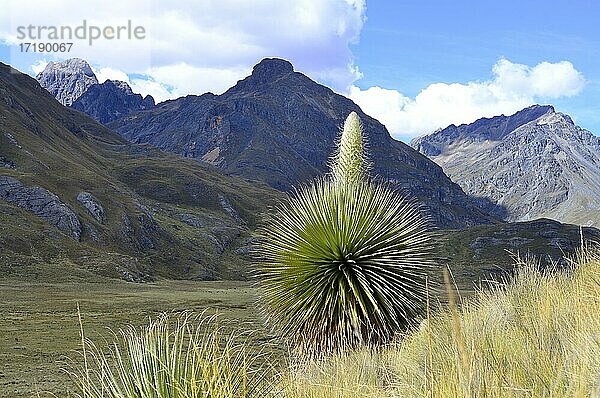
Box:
[256,112,438,355]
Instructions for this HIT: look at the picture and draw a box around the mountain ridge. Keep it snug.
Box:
[109,58,502,228]
[35,59,155,124]
[411,105,600,226]
[71,79,155,124]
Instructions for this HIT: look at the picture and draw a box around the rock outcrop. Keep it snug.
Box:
[0,155,15,169]
[77,192,106,223]
[0,175,81,240]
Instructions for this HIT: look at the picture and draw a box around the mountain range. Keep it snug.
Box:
[35,58,503,228]
[1,58,597,283]
[105,58,501,228]
[412,105,600,227]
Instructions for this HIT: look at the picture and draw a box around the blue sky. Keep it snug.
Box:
[0,0,597,140]
[351,0,599,137]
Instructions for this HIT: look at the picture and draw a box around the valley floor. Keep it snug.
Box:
[2,252,599,397]
[0,278,261,398]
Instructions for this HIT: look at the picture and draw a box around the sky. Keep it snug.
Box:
[0,0,598,141]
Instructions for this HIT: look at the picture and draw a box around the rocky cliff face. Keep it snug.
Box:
[411,105,600,226]
[71,80,155,124]
[0,175,82,240]
[109,58,500,228]
[35,58,98,106]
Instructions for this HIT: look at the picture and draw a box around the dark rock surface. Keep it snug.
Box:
[0,175,81,240]
[71,80,155,124]
[0,155,15,169]
[110,58,500,228]
[179,213,205,228]
[218,193,242,223]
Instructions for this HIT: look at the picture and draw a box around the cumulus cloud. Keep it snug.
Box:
[349,59,586,140]
[142,63,251,100]
[93,67,130,84]
[128,78,173,103]
[0,0,365,100]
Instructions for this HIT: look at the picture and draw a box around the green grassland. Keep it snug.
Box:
[0,273,262,398]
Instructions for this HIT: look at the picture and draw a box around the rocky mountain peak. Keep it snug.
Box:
[36,58,98,106]
[535,110,574,127]
[518,104,555,117]
[411,104,558,157]
[411,105,600,226]
[71,79,155,124]
[107,79,134,94]
[249,58,294,83]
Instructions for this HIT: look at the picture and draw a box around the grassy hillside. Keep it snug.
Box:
[0,62,282,281]
[441,218,600,292]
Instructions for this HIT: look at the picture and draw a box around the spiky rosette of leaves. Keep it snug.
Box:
[257,178,437,354]
[256,112,437,355]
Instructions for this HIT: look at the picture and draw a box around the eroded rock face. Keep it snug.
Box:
[0,175,81,240]
[217,193,242,223]
[0,155,15,169]
[77,192,106,223]
[36,58,98,106]
[179,213,204,228]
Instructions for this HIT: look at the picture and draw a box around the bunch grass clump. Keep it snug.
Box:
[386,248,600,397]
[256,112,438,355]
[68,312,273,398]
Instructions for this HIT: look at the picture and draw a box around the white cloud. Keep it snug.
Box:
[129,78,173,103]
[30,59,47,75]
[349,59,586,140]
[1,0,365,99]
[92,67,130,84]
[143,63,251,100]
